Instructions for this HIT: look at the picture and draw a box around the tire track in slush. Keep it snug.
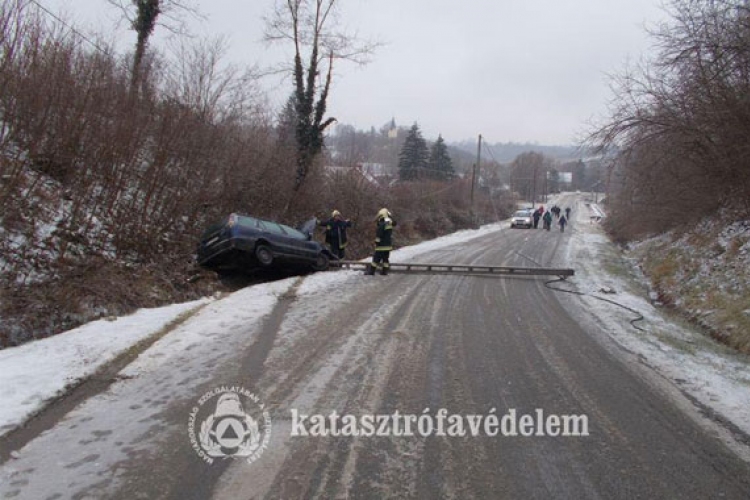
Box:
[272,228,567,499]
[211,200,750,499]
[210,275,430,499]
[113,279,306,500]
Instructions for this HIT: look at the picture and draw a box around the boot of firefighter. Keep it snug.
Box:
[364,264,376,275]
[380,264,389,276]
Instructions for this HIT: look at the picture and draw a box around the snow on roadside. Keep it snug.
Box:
[563,201,750,437]
[391,222,506,261]
[626,213,750,349]
[0,218,516,439]
[389,193,561,261]
[0,297,210,437]
[5,195,748,449]
[0,278,301,499]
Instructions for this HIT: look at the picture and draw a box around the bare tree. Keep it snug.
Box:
[588,0,750,240]
[264,0,379,194]
[510,151,547,202]
[164,36,261,124]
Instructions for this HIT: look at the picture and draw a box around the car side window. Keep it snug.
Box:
[258,221,287,236]
[235,215,260,229]
[280,225,306,239]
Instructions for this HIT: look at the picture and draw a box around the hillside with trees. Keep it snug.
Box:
[0,1,507,347]
[591,0,750,239]
[590,0,750,351]
[452,140,582,163]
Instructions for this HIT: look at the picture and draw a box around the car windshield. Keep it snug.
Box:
[514,210,531,217]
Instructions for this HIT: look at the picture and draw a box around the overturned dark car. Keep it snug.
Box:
[197,214,333,274]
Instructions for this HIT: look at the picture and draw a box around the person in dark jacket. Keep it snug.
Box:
[533,210,541,229]
[365,208,396,276]
[320,210,351,259]
[543,210,553,230]
[559,214,568,232]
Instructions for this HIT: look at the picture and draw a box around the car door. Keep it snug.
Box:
[277,223,318,261]
[296,219,325,261]
[258,221,303,261]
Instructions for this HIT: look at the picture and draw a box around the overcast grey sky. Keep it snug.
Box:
[45,0,668,145]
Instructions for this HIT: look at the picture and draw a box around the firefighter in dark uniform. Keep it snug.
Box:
[365,208,396,275]
[320,210,351,259]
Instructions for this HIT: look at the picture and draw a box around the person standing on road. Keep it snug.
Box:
[365,208,396,276]
[533,209,541,229]
[559,214,568,232]
[543,210,553,231]
[565,207,571,219]
[320,210,352,259]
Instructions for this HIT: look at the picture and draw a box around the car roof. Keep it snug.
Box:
[232,213,306,238]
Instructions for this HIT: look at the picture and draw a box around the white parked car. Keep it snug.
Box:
[510,209,534,229]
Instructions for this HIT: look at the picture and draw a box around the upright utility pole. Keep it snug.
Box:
[471,134,482,210]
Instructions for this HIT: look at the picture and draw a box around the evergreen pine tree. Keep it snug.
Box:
[428,134,455,181]
[398,123,429,181]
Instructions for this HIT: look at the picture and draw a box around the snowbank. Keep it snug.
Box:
[564,201,750,437]
[4,199,747,451]
[0,298,209,436]
[628,213,750,352]
[0,219,512,437]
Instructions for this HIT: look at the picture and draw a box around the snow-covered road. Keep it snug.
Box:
[1,194,749,499]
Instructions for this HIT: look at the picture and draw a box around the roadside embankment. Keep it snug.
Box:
[628,212,750,354]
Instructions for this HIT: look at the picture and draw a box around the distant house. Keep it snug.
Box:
[324,165,351,177]
[387,126,398,139]
[324,162,393,188]
[358,162,386,177]
[381,118,398,139]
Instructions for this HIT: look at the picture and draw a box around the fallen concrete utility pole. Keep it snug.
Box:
[330,261,574,279]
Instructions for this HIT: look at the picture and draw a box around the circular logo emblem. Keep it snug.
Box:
[188,386,272,464]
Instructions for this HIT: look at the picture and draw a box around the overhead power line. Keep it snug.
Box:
[481,140,501,165]
[28,0,111,56]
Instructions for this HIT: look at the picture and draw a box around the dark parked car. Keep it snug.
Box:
[197,214,332,273]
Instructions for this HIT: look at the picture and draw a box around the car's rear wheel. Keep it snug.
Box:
[255,244,274,267]
[311,252,330,272]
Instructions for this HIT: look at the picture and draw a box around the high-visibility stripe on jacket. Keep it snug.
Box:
[322,218,351,249]
[375,216,395,251]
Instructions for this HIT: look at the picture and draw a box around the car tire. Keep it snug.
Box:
[255,244,274,267]
[311,252,330,272]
